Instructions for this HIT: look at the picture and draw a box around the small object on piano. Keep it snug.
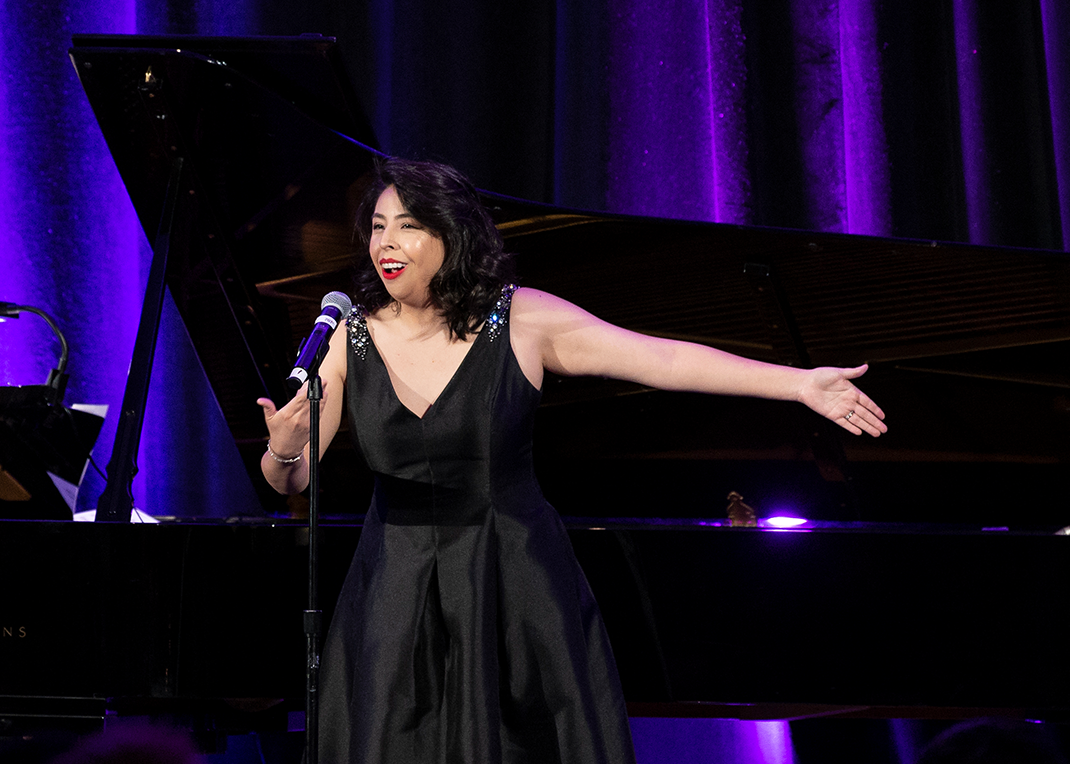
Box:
[726,491,757,528]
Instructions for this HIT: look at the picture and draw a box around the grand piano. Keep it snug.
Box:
[2,34,1070,738]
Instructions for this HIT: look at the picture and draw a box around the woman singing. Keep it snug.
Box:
[258,158,886,763]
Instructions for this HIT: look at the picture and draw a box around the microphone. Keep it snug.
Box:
[287,291,353,391]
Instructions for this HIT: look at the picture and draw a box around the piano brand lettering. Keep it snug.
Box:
[2,625,28,638]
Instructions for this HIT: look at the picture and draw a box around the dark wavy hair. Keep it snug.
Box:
[351,157,515,340]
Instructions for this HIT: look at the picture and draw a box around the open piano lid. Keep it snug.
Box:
[70,35,1070,524]
[70,34,385,514]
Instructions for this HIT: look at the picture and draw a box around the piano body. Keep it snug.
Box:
[2,34,1070,735]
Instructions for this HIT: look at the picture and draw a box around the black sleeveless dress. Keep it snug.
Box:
[318,286,636,764]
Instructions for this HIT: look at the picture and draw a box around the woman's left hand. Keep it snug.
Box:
[797,364,887,437]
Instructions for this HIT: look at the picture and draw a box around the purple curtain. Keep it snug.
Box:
[600,0,1064,248]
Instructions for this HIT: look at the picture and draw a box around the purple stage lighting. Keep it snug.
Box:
[765,516,809,529]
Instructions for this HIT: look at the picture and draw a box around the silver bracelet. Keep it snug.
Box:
[266,441,303,464]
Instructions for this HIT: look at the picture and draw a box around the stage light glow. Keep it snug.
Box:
[765,516,808,529]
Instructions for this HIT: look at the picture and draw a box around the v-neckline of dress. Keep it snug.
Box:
[367,325,486,420]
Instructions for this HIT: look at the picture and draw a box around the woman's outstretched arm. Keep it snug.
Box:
[510,288,886,437]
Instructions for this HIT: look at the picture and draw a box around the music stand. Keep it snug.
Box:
[0,385,104,520]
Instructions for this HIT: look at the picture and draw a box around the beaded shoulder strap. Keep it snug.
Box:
[485,284,518,343]
[346,305,370,361]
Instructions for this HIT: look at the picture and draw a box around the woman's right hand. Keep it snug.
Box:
[256,328,348,495]
[256,381,334,495]
[256,380,328,460]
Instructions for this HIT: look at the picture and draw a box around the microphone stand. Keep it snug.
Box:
[304,374,323,764]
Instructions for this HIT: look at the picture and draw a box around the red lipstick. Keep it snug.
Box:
[379,258,406,280]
